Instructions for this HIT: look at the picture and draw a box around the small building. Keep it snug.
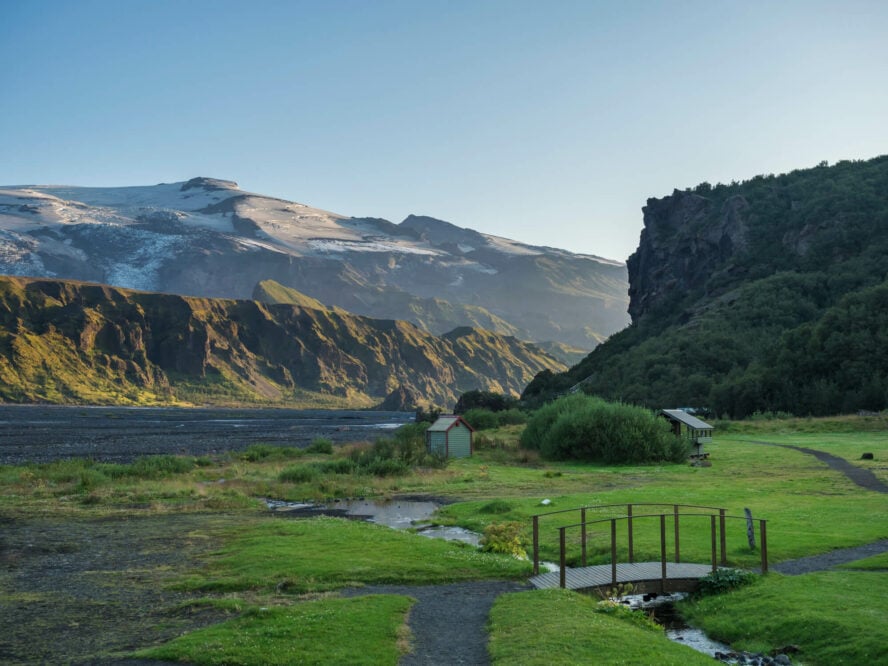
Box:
[661,409,714,459]
[426,415,474,459]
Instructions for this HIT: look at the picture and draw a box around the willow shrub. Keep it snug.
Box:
[520,394,688,464]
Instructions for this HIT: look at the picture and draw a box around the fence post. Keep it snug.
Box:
[581,508,587,567]
[533,515,539,576]
[719,509,727,566]
[760,520,768,574]
[710,514,717,573]
[674,504,680,563]
[660,514,667,593]
[611,518,617,585]
[559,527,566,589]
[627,503,634,563]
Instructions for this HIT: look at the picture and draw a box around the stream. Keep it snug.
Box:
[267,497,775,663]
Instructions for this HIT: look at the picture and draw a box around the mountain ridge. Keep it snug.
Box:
[0,178,629,349]
[0,275,566,408]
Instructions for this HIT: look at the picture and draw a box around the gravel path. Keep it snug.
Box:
[770,539,888,575]
[341,581,531,666]
[739,439,888,493]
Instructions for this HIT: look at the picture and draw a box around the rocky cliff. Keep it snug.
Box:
[524,155,888,418]
[0,276,565,408]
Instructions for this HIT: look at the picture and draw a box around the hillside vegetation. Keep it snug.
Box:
[525,155,888,418]
[0,276,565,407]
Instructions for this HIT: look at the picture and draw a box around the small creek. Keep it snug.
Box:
[267,497,759,663]
[265,497,481,546]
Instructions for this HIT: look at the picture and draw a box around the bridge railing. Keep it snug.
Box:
[531,503,767,580]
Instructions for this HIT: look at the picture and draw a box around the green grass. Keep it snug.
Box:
[176,516,532,593]
[136,594,413,665]
[2,415,887,664]
[488,589,714,665]
[680,572,888,665]
[437,437,888,568]
[836,552,888,570]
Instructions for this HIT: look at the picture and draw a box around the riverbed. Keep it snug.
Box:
[0,405,413,464]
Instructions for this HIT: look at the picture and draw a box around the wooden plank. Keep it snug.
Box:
[529,561,723,590]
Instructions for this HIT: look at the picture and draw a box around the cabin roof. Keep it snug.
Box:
[428,415,475,433]
[661,409,714,431]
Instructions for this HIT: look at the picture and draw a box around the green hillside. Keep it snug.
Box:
[524,155,888,418]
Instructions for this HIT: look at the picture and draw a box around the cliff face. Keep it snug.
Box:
[524,155,888,418]
[0,276,565,408]
[627,191,749,323]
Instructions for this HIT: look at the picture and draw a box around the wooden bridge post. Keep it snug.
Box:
[532,515,539,576]
[581,508,587,567]
[760,520,768,574]
[710,515,717,573]
[627,504,634,563]
[559,527,566,589]
[674,504,680,563]
[719,509,727,566]
[659,514,667,593]
[610,518,617,585]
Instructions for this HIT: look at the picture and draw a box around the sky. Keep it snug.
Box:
[2,0,887,261]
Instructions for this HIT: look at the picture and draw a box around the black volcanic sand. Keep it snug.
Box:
[0,512,242,665]
[0,405,413,464]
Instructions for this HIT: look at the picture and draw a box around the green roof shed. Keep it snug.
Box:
[426,415,475,459]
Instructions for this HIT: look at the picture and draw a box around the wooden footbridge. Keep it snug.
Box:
[528,503,768,593]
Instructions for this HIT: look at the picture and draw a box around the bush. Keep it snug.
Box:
[462,408,499,431]
[305,438,334,454]
[278,465,319,484]
[496,408,527,426]
[311,459,356,475]
[520,394,688,464]
[240,444,304,462]
[454,390,518,414]
[480,521,526,558]
[694,568,757,598]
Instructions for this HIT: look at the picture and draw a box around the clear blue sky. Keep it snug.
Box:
[2,0,886,261]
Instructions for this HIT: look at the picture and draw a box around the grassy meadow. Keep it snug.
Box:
[0,417,886,664]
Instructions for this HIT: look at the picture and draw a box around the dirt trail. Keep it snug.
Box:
[739,439,888,493]
[341,581,531,666]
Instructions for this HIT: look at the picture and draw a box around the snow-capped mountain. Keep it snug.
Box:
[0,177,628,348]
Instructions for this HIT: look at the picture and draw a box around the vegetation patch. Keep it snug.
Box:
[175,517,532,594]
[137,594,413,666]
[680,571,888,665]
[520,393,688,464]
[488,589,714,665]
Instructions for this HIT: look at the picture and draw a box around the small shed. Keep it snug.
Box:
[661,409,715,459]
[426,415,474,459]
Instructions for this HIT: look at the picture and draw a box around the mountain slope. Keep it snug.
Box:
[0,178,628,348]
[523,155,888,417]
[0,276,565,408]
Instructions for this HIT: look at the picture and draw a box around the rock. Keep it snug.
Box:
[775,655,792,665]
[861,452,874,460]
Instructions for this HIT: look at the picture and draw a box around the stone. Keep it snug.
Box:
[861,452,874,460]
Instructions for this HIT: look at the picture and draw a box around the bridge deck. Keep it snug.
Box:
[529,562,719,591]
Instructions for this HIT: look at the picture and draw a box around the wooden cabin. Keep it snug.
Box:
[426,415,474,459]
[661,409,714,459]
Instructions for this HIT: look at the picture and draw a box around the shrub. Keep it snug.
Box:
[496,408,527,426]
[305,438,334,454]
[105,455,196,479]
[311,459,356,475]
[240,444,303,461]
[454,390,518,414]
[520,394,688,464]
[480,521,526,558]
[278,465,319,484]
[694,568,757,598]
[462,408,499,431]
